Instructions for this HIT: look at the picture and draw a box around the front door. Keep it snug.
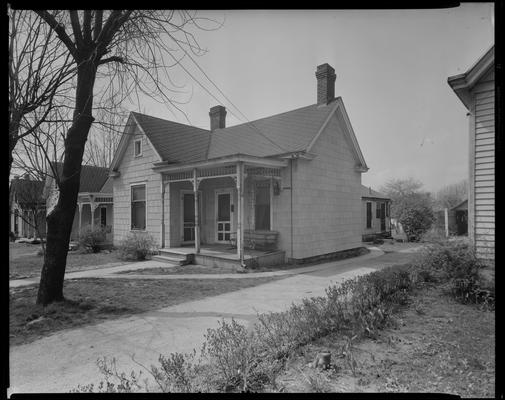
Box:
[216,191,233,242]
[380,203,386,231]
[182,192,201,243]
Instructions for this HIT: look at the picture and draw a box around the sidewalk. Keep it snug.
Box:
[9,247,385,287]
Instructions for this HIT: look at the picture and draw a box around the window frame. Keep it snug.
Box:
[131,183,147,231]
[133,138,142,158]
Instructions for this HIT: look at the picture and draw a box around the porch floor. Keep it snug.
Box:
[165,244,275,260]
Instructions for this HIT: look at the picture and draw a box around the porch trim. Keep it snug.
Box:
[152,153,288,174]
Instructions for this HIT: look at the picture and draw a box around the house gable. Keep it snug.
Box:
[305,98,368,172]
[110,113,163,173]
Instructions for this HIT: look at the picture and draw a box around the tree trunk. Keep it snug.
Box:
[36,61,97,305]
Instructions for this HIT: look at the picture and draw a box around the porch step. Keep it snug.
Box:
[153,249,194,266]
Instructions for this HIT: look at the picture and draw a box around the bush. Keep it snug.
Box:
[79,226,107,253]
[412,239,493,307]
[10,231,16,242]
[118,232,157,261]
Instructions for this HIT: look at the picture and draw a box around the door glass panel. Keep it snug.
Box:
[184,194,195,223]
[218,194,230,221]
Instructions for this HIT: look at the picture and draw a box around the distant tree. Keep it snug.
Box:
[380,178,435,241]
[380,177,424,219]
[434,179,467,210]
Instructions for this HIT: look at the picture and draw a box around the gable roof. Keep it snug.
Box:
[361,185,390,200]
[448,45,494,109]
[51,162,110,193]
[113,97,368,172]
[132,112,210,163]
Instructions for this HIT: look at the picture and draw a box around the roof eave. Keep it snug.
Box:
[152,154,288,174]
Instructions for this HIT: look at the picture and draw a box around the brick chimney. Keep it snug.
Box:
[209,105,226,131]
[315,63,336,105]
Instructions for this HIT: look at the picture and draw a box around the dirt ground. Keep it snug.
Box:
[273,284,495,397]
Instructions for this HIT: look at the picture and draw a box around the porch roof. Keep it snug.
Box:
[152,153,288,174]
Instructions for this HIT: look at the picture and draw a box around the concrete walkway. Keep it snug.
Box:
[8,245,422,394]
[9,247,386,288]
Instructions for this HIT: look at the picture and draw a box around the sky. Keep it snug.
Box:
[128,5,494,194]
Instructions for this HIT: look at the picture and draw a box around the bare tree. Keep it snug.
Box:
[434,179,467,210]
[8,7,76,178]
[83,104,128,167]
[33,10,221,305]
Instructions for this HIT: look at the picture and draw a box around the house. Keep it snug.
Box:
[44,163,114,242]
[448,45,494,264]
[433,199,468,236]
[110,63,369,266]
[361,185,391,242]
[9,175,46,239]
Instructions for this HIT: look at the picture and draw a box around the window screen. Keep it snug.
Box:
[131,185,146,230]
[255,183,270,230]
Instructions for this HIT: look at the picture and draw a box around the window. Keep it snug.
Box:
[376,202,381,219]
[366,202,372,228]
[134,139,142,157]
[131,185,146,230]
[386,202,390,218]
[255,182,271,230]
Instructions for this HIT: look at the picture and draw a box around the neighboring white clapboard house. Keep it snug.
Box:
[448,45,494,265]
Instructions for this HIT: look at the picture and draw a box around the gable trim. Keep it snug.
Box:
[130,113,163,162]
[306,98,368,171]
[109,112,163,173]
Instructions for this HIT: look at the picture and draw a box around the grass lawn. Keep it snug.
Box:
[9,245,133,280]
[9,276,284,346]
[273,284,495,397]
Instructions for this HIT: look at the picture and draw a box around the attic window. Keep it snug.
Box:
[134,139,142,157]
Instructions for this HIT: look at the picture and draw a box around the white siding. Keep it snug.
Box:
[471,69,494,262]
[112,124,162,246]
[289,111,363,259]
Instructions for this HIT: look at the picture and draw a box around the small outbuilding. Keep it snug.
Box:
[361,185,391,242]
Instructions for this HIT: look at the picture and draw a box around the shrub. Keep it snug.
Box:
[412,239,493,307]
[10,231,16,242]
[118,232,157,261]
[78,226,107,253]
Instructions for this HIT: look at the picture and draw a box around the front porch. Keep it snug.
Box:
[155,244,286,269]
[154,155,288,267]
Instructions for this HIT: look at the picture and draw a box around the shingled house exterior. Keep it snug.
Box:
[448,46,494,265]
[45,163,114,242]
[110,64,369,265]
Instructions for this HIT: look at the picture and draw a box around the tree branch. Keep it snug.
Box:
[34,11,78,60]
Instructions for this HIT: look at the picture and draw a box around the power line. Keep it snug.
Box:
[169,41,287,153]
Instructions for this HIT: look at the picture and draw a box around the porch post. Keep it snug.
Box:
[193,168,200,254]
[78,202,83,233]
[160,178,166,248]
[237,162,244,264]
[90,195,98,229]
